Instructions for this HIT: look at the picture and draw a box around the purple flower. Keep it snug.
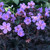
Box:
[0,22,11,34]
[45,12,49,17]
[0,2,4,8]
[31,16,40,22]
[17,30,25,37]
[14,25,23,32]
[45,7,49,12]
[20,3,27,10]
[24,17,31,25]
[36,20,46,30]
[37,7,43,13]
[29,12,33,16]
[14,25,25,37]
[27,1,35,8]
[17,8,26,16]
[45,7,49,17]
[45,11,49,17]
[0,12,2,18]
[2,13,10,20]
[0,8,4,12]
[7,11,11,15]
[11,14,16,23]
[37,13,43,18]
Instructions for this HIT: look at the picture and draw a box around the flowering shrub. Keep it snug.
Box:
[0,1,50,50]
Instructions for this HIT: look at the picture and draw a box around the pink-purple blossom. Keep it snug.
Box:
[31,16,40,22]
[37,7,43,13]
[17,30,25,37]
[7,11,11,15]
[24,17,31,25]
[37,13,43,18]
[2,13,10,20]
[17,8,26,16]
[14,25,25,37]
[0,8,4,12]
[0,2,4,8]
[27,1,35,8]
[29,12,33,16]
[14,25,23,32]
[0,22,11,34]
[20,3,27,10]
[11,14,16,23]
[45,7,50,17]
[36,20,46,30]
[45,11,49,17]
[45,7,49,12]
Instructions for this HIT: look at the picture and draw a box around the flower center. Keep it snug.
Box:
[0,9,2,12]
[39,23,42,27]
[27,19,29,22]
[0,5,2,7]
[5,26,7,29]
[0,15,1,18]
[34,17,37,20]
[19,32,22,35]
[5,15,8,18]
[17,28,19,31]
[30,4,32,7]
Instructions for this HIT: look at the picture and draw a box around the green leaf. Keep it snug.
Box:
[13,0,19,5]
[0,0,10,3]
[17,20,20,24]
[33,0,48,3]
[15,20,20,25]
[45,2,50,8]
[5,7,9,12]
[5,6,11,12]
[20,0,23,1]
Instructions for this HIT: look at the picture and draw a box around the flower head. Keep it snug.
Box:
[11,14,16,23]
[45,7,50,17]
[32,16,40,23]
[29,12,33,16]
[0,8,4,12]
[2,13,10,20]
[14,25,23,32]
[24,17,31,25]
[45,7,49,12]
[0,2,4,8]
[45,11,49,17]
[36,20,46,30]
[17,8,26,16]
[0,22,11,34]
[17,30,25,37]
[37,13,43,18]
[37,7,43,13]
[20,3,27,10]
[7,11,11,15]
[28,1,35,8]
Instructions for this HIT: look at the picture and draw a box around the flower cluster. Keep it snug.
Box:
[0,2,16,34]
[0,1,50,38]
[14,25,25,37]
[16,1,47,31]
